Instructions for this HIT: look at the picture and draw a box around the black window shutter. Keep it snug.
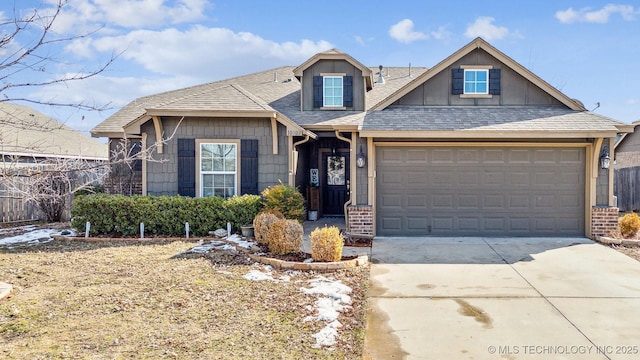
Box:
[343,75,353,107]
[240,139,259,195]
[177,138,196,197]
[451,68,464,95]
[313,76,323,107]
[489,68,501,95]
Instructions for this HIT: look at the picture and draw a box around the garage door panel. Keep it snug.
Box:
[407,195,427,208]
[376,146,584,236]
[407,217,428,231]
[380,194,402,207]
[432,217,454,231]
[484,195,505,208]
[458,195,479,208]
[484,217,506,231]
[459,217,480,230]
[484,149,506,162]
[432,149,454,163]
[484,170,506,186]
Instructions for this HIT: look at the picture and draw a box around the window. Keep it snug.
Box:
[199,143,237,198]
[323,76,343,107]
[464,69,488,94]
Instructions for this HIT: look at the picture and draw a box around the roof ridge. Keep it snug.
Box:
[230,84,273,112]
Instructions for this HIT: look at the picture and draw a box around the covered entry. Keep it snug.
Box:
[376,145,585,236]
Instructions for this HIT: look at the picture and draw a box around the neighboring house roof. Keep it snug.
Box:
[0,102,108,160]
[614,119,640,150]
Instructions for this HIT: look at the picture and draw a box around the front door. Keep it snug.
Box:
[322,152,349,215]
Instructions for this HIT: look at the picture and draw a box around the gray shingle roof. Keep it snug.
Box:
[92,66,426,135]
[0,102,107,159]
[362,106,623,132]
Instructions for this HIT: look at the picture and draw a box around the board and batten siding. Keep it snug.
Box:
[301,59,365,111]
[394,48,565,107]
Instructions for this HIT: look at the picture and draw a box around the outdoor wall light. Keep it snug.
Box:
[356,145,366,168]
[600,146,611,169]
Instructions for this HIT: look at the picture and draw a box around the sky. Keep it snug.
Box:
[2,0,640,139]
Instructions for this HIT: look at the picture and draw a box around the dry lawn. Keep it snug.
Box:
[0,239,368,359]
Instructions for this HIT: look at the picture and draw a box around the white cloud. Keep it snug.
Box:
[389,19,428,44]
[354,35,365,46]
[430,26,451,40]
[51,0,208,33]
[464,17,510,40]
[83,25,333,79]
[555,4,637,24]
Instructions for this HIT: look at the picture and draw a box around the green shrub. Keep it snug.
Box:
[619,212,640,238]
[261,182,305,223]
[253,210,283,245]
[309,226,343,262]
[223,194,264,230]
[268,219,303,255]
[71,194,262,237]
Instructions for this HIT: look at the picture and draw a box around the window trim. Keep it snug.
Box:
[322,75,344,107]
[195,139,241,198]
[463,68,489,95]
[457,65,495,97]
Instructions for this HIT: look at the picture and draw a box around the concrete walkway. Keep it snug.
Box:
[0,281,11,301]
[363,237,640,360]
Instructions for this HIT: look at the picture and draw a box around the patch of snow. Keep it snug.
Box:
[243,270,278,282]
[186,240,237,254]
[300,276,352,304]
[0,228,75,246]
[226,234,254,249]
[311,320,343,348]
[300,275,353,348]
[303,258,314,263]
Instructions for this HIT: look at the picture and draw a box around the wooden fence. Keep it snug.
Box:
[0,183,44,223]
[614,166,640,212]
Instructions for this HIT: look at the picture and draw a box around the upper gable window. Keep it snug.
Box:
[452,67,501,96]
[464,69,488,94]
[323,76,343,107]
[313,75,353,109]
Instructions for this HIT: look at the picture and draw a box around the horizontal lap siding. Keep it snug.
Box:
[376,146,585,237]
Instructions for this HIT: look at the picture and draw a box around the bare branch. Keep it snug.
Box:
[0,0,120,111]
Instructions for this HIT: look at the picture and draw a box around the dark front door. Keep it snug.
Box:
[322,152,349,215]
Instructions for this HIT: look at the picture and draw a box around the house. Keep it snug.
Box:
[614,120,639,212]
[0,102,108,221]
[614,120,640,169]
[92,37,632,238]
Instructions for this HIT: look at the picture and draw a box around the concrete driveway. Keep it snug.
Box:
[363,237,640,359]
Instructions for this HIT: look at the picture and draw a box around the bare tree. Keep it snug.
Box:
[0,1,123,223]
[0,0,117,111]
[0,118,183,222]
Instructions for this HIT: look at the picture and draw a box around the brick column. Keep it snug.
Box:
[347,205,373,236]
[591,206,619,239]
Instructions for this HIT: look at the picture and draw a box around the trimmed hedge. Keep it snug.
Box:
[71,194,263,237]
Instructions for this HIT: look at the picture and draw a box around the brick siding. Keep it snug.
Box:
[347,205,373,235]
[591,206,619,239]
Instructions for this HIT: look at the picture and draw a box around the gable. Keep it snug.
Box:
[372,37,585,111]
[300,59,365,111]
[392,48,565,107]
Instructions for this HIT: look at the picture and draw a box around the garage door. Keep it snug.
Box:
[376,146,585,236]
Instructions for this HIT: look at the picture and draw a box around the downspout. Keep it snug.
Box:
[292,135,311,179]
[335,130,353,231]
